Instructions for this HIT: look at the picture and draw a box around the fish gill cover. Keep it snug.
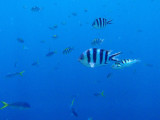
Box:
[0,0,160,120]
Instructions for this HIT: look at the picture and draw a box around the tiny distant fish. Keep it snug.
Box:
[17,38,24,43]
[107,72,112,79]
[145,63,153,67]
[52,35,58,38]
[49,25,58,30]
[92,18,112,29]
[31,60,39,66]
[71,107,78,117]
[31,6,41,12]
[94,91,104,97]
[46,51,56,57]
[84,9,88,12]
[91,38,104,46]
[63,47,74,54]
[5,71,25,78]
[112,59,139,69]
[72,12,77,16]
[79,48,121,68]
[0,101,30,110]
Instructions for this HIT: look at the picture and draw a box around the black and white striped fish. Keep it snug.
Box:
[91,38,104,46]
[112,59,139,69]
[79,48,121,68]
[92,18,112,29]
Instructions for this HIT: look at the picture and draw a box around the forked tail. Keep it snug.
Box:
[109,52,121,61]
[101,91,104,96]
[19,71,25,76]
[0,101,9,110]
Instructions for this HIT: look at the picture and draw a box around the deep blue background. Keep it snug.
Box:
[0,0,160,120]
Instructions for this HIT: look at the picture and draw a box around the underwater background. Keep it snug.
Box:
[0,0,160,120]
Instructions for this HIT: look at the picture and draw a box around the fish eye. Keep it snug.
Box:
[79,54,84,60]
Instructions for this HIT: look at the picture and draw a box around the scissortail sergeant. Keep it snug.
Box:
[112,59,139,69]
[63,47,74,54]
[78,48,121,68]
[91,38,104,46]
[92,18,112,29]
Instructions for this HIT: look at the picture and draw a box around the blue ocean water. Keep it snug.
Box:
[0,0,160,120]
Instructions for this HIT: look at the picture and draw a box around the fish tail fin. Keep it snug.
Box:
[107,20,112,24]
[101,91,104,96]
[0,101,9,110]
[71,98,75,107]
[19,71,25,76]
[109,52,121,61]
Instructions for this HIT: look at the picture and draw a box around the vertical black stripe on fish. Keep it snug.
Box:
[104,19,107,26]
[96,19,99,27]
[100,49,104,64]
[99,18,102,27]
[93,48,97,63]
[103,18,105,27]
[87,50,91,63]
[105,51,108,64]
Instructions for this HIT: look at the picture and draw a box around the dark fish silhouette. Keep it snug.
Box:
[49,25,58,30]
[46,51,56,57]
[17,38,24,43]
[72,12,77,16]
[107,73,112,79]
[31,6,41,12]
[71,107,78,117]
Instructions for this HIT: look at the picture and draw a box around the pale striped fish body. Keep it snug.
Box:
[91,38,104,46]
[79,48,121,68]
[112,59,139,69]
[92,18,112,29]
